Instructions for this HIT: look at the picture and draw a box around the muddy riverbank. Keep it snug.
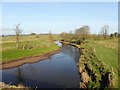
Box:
[0,49,60,69]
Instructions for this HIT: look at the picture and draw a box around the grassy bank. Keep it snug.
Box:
[79,38,118,88]
[60,37,118,88]
[92,38,118,88]
[1,35,59,63]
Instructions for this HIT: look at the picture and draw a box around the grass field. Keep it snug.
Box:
[1,34,59,63]
[92,38,118,87]
[79,38,118,88]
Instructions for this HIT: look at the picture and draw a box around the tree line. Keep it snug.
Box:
[60,25,119,44]
[12,24,119,49]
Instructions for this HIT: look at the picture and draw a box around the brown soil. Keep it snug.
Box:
[0,82,30,89]
[0,49,61,70]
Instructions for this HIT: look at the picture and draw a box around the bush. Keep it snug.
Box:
[75,39,81,44]
[30,33,36,35]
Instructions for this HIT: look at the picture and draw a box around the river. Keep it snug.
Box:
[0,41,80,88]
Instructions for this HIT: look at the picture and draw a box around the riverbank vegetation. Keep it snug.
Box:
[1,34,59,63]
[60,25,119,89]
[79,38,118,89]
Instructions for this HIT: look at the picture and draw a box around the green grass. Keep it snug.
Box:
[89,39,118,87]
[1,35,59,63]
[94,45,118,71]
[92,40,118,88]
[2,44,59,62]
[79,38,118,88]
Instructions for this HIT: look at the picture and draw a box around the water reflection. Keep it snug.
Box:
[17,67,24,84]
[54,41,62,47]
[61,44,80,62]
[1,43,80,88]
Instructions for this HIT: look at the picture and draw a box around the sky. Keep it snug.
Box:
[1,2,118,35]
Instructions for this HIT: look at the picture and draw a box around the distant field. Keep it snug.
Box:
[1,35,59,63]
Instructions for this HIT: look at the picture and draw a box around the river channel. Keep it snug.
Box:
[1,41,80,88]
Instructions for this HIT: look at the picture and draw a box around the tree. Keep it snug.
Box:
[114,32,118,37]
[110,34,114,38]
[14,24,22,49]
[30,33,36,35]
[100,25,109,36]
[75,25,90,35]
[82,25,90,34]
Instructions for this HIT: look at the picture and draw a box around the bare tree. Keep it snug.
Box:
[82,25,90,34]
[100,25,109,36]
[75,25,90,35]
[14,24,22,49]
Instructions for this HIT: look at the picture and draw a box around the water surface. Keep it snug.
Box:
[1,42,80,88]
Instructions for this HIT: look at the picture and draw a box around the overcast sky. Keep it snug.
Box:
[1,2,118,35]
